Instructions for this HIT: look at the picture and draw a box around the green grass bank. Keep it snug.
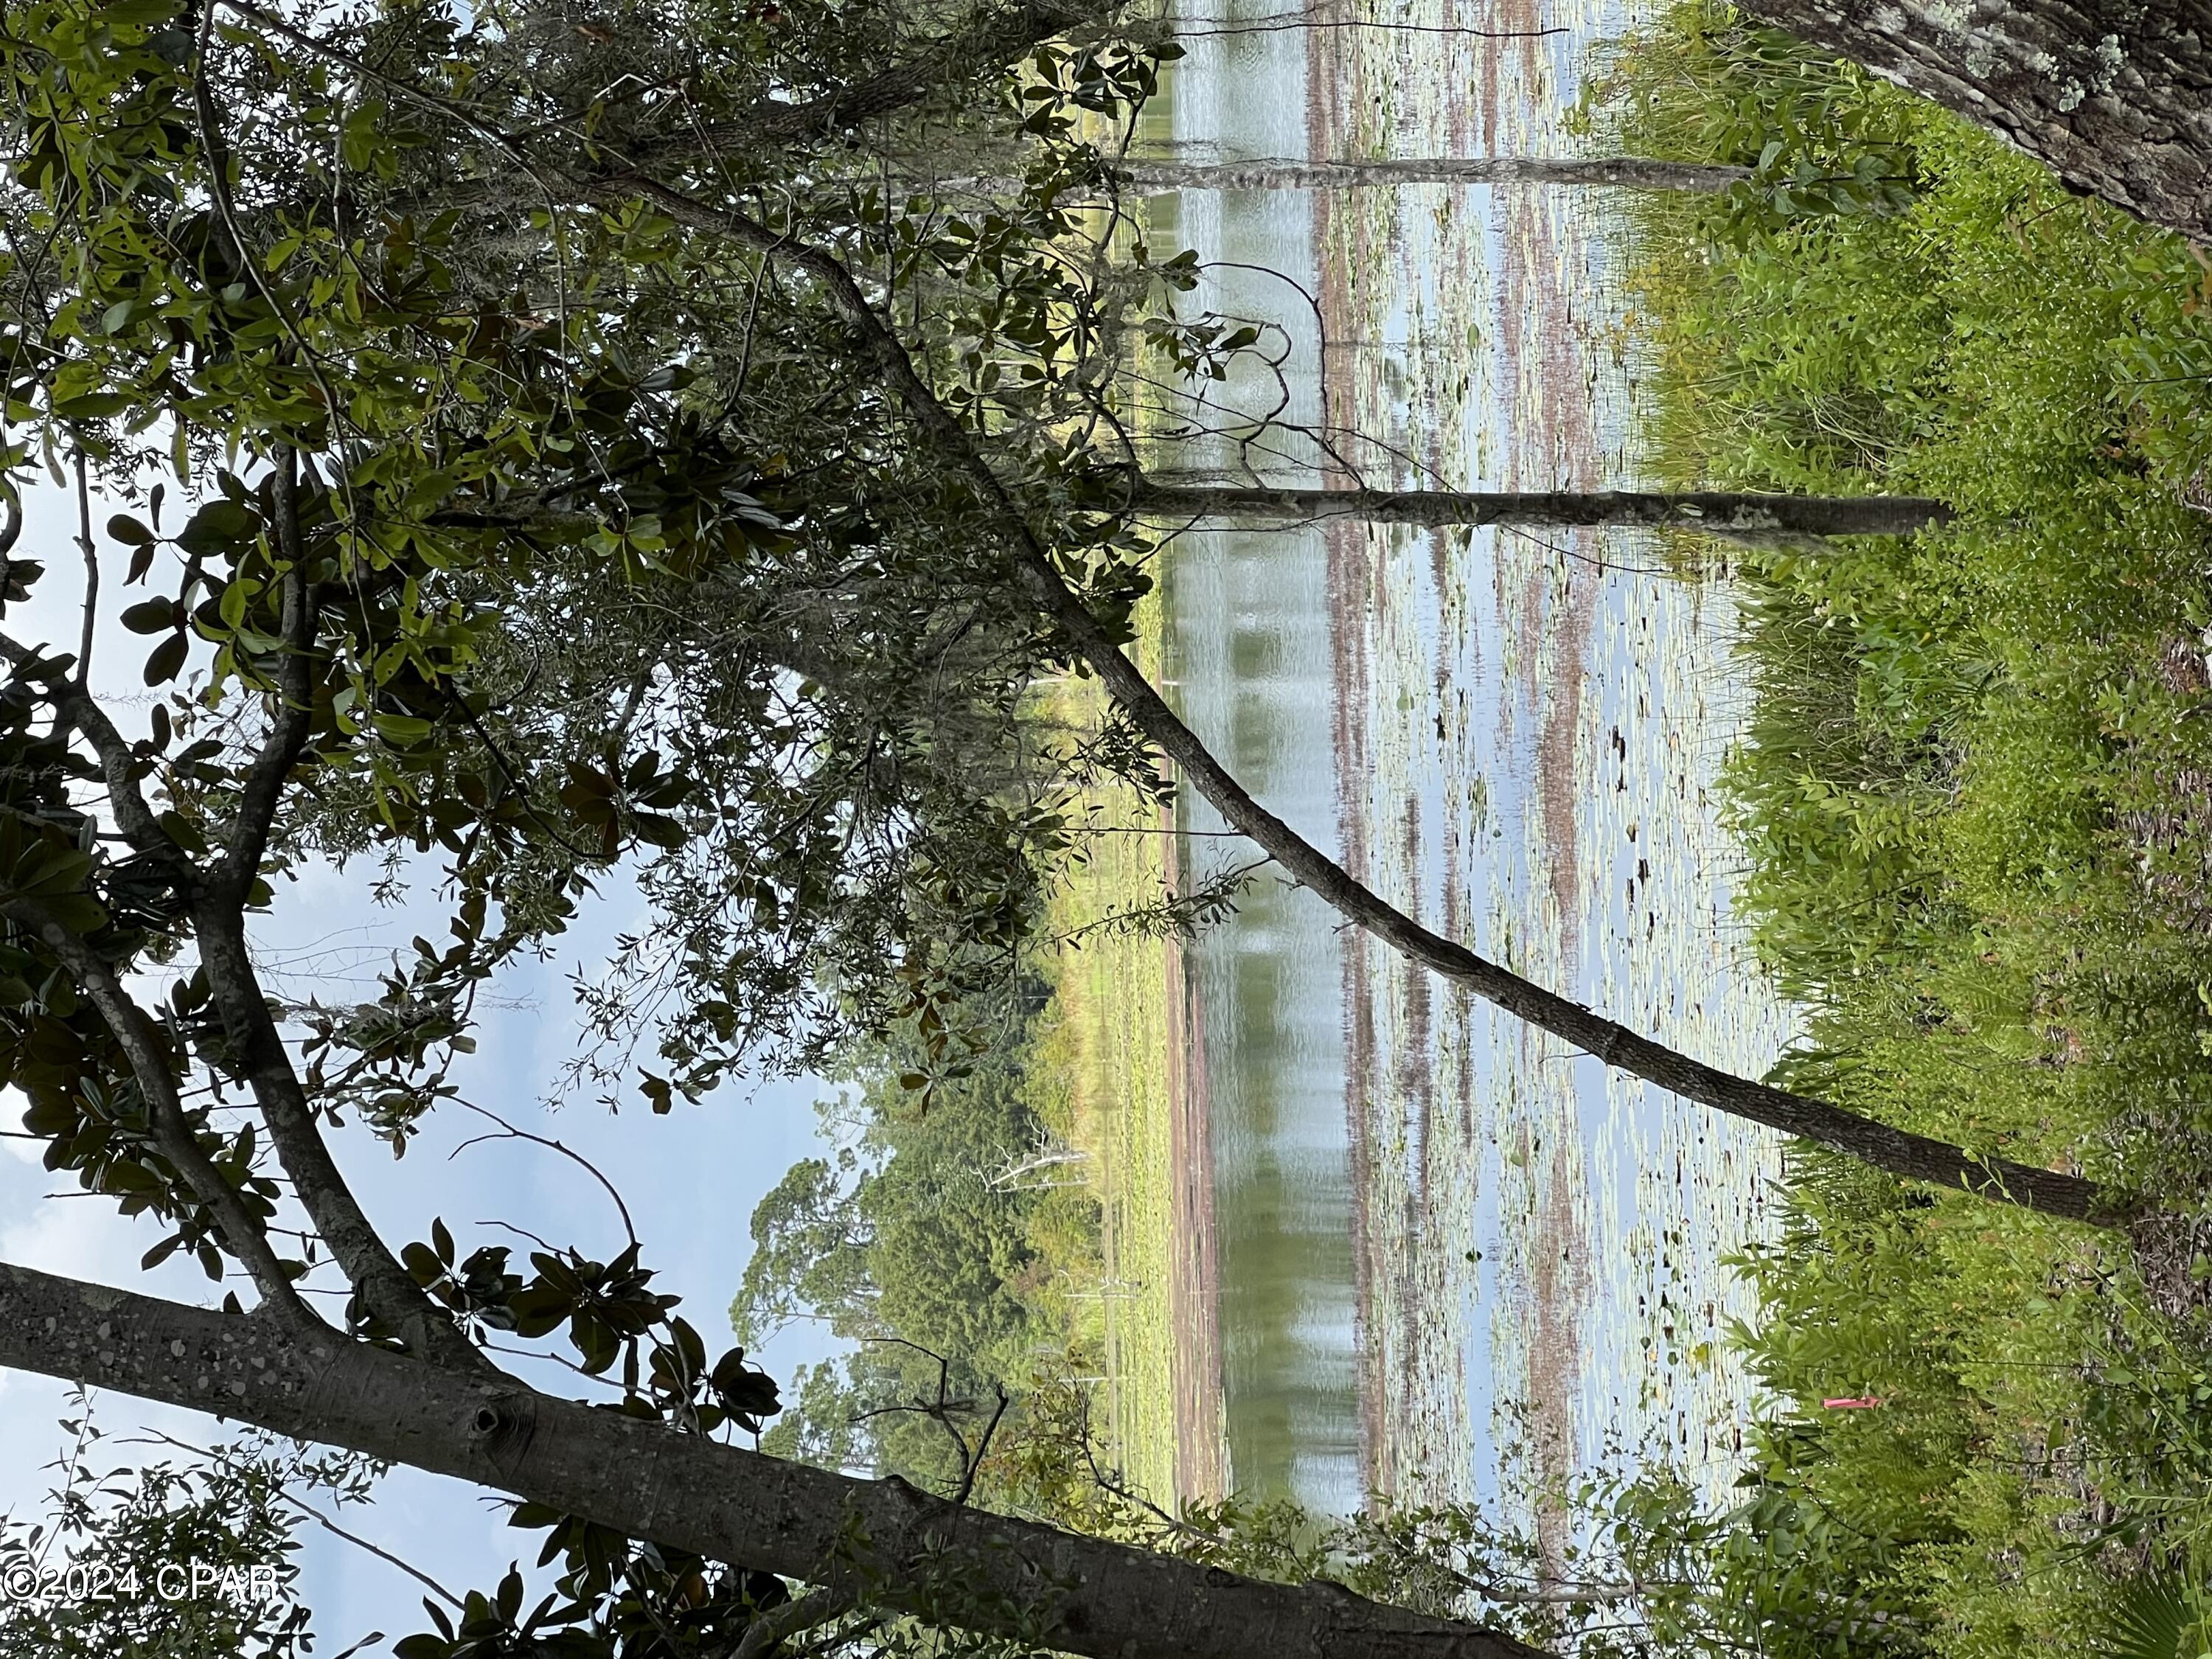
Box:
[1592,5,2212,1648]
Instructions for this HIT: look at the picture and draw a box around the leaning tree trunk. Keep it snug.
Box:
[1739,0,2212,242]
[0,1262,1543,1659]
[605,172,2121,1226]
[1127,478,1952,539]
[1117,156,1750,192]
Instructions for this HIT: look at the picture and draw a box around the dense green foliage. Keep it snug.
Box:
[0,0,1213,1650]
[1591,5,2212,1650]
[0,1407,374,1659]
[734,987,1105,1490]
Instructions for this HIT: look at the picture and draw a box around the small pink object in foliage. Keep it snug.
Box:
[1820,1396,1885,1410]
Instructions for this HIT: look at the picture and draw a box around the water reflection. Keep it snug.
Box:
[1147,0,1796,1522]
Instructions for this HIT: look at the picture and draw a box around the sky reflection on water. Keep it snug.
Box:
[1154,0,1795,1523]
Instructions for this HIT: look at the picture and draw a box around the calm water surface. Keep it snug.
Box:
[1145,0,1797,1522]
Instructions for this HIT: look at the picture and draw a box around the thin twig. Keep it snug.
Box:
[449,1099,639,1249]
[281,1492,467,1608]
[72,454,95,685]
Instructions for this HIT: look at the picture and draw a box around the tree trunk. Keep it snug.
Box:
[1119,156,1750,192]
[1739,0,2212,242]
[1127,478,1952,539]
[608,178,2122,1228]
[0,1262,1544,1659]
[1037,561,2114,1220]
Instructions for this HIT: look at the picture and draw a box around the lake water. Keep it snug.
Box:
[1142,0,1798,1526]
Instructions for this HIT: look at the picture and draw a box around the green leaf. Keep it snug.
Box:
[121,597,176,633]
[373,713,435,747]
[142,631,187,685]
[176,498,260,552]
[100,0,184,24]
[35,894,106,934]
[157,810,208,855]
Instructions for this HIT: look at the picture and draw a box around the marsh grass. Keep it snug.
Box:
[1035,573,1189,1506]
[1592,4,2212,1648]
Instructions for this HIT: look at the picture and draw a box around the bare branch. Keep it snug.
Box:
[72,454,96,687]
[1114,156,1748,192]
[931,155,1753,196]
[1121,476,1952,539]
[450,1100,639,1251]
[282,1492,466,1609]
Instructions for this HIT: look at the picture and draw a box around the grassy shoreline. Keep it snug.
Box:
[1593,5,2212,1646]
[1037,563,1225,1506]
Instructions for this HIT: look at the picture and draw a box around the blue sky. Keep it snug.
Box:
[0,470,846,1648]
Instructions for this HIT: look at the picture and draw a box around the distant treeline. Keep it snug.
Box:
[731,978,1107,1493]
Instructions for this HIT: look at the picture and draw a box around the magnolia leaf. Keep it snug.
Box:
[122,597,177,634]
[175,498,260,552]
[373,713,435,747]
[142,630,187,686]
[33,893,105,934]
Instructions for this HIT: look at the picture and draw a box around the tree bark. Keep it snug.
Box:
[1127,479,1952,539]
[0,1261,1545,1659]
[1118,156,1750,192]
[1739,0,2212,243]
[189,903,490,1374]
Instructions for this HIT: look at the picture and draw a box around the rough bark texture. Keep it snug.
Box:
[1128,480,1952,538]
[0,1263,1545,1659]
[1741,0,2212,241]
[1120,156,1750,192]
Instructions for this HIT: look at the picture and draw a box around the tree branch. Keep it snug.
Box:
[1,900,319,1332]
[0,1259,1549,1659]
[281,1490,466,1609]
[1109,156,1751,193]
[0,630,185,865]
[72,454,97,687]
[216,450,318,901]
[925,153,1753,200]
[1122,478,1952,538]
[189,903,493,1372]
[735,1587,858,1659]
